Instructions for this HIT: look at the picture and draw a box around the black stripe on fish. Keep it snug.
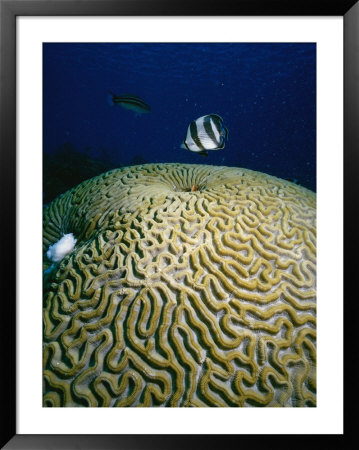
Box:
[119,94,144,100]
[209,113,224,123]
[182,138,190,151]
[215,139,226,150]
[119,95,146,103]
[111,93,150,110]
[119,98,150,109]
[209,114,227,140]
[190,120,206,150]
[198,150,208,157]
[211,115,224,136]
[203,115,221,147]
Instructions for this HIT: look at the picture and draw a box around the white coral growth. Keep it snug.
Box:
[46,233,77,262]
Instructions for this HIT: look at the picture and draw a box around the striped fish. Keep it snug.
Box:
[108,93,151,114]
[181,114,228,156]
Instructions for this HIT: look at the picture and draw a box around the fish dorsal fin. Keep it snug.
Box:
[208,114,223,122]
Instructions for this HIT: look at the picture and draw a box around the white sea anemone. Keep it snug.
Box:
[46,233,77,262]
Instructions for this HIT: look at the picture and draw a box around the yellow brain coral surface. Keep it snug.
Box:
[43,163,316,407]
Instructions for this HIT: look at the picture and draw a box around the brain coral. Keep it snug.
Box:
[43,163,316,407]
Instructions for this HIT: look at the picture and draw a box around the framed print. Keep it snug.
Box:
[1,0,357,448]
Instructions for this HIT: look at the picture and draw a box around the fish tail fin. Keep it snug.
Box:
[107,92,116,107]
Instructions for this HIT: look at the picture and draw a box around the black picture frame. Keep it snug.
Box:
[1,0,356,448]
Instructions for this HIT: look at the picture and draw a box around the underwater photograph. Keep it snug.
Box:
[42,42,316,407]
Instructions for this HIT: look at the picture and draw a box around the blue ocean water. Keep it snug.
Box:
[43,43,316,202]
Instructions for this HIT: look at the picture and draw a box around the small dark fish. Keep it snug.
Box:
[181,114,228,156]
[108,93,151,115]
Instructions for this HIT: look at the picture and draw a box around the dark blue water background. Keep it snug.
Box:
[43,43,316,201]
